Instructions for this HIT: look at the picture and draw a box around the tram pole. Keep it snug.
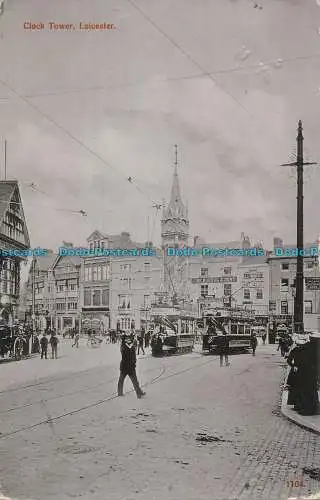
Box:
[281,121,317,335]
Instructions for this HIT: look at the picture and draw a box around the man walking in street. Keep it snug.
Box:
[250,331,258,356]
[40,332,48,359]
[72,331,80,348]
[217,332,230,367]
[50,331,59,359]
[118,332,145,398]
[137,329,145,355]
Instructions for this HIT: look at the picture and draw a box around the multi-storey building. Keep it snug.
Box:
[0,180,30,321]
[80,230,111,330]
[267,237,320,331]
[25,251,56,329]
[109,238,162,331]
[52,245,81,332]
[188,235,269,317]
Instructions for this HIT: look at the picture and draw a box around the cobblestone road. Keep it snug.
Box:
[0,344,319,500]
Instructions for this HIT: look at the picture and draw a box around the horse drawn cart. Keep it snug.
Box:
[0,320,31,360]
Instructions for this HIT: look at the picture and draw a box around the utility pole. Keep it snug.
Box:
[281,121,317,335]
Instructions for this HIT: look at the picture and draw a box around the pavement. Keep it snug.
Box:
[281,368,320,436]
[0,343,319,500]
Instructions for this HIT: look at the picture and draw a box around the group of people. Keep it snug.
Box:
[286,336,320,416]
[39,330,59,359]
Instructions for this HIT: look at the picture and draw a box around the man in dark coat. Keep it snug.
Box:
[217,333,230,367]
[250,332,258,356]
[137,329,145,355]
[40,333,48,359]
[118,332,145,398]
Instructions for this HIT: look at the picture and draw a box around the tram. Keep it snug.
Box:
[150,308,197,357]
[201,307,254,353]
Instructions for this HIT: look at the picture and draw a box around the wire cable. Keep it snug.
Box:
[0,79,154,204]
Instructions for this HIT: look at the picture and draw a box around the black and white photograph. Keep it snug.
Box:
[0,1,319,499]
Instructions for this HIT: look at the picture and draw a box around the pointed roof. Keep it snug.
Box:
[163,146,188,221]
[0,180,30,248]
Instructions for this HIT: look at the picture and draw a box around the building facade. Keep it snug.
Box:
[0,181,30,321]
[267,238,320,331]
[80,230,110,330]
[52,250,81,332]
[109,239,162,331]
[188,235,269,319]
[24,251,56,329]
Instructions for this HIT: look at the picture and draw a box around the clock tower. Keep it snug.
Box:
[161,146,189,301]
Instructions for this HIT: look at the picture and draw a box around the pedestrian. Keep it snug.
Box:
[137,329,145,355]
[50,332,59,359]
[72,331,80,348]
[286,340,305,407]
[118,332,145,398]
[217,333,230,367]
[40,333,48,359]
[295,336,320,415]
[262,331,267,345]
[145,330,151,349]
[250,332,258,356]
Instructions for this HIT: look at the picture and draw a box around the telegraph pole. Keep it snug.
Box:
[281,121,317,334]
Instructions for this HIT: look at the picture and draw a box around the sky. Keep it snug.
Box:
[0,0,320,252]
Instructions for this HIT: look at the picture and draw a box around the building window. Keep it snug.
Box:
[282,263,289,270]
[56,303,64,311]
[269,300,276,313]
[281,278,289,291]
[200,285,208,297]
[92,266,98,281]
[70,283,77,291]
[281,300,288,315]
[144,295,150,308]
[118,295,127,309]
[243,288,250,300]
[92,290,101,306]
[58,285,64,292]
[102,289,108,306]
[200,268,208,277]
[120,264,131,272]
[102,264,109,280]
[97,266,102,281]
[224,267,232,275]
[84,289,91,306]
[144,262,150,272]
[256,288,263,299]
[224,284,232,296]
[304,301,312,314]
[68,302,77,310]
[306,261,314,269]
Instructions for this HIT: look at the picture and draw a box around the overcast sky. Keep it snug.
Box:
[0,0,320,251]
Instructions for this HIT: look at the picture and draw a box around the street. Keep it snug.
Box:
[0,340,319,500]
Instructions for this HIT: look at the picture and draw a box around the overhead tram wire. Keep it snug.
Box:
[0,79,155,206]
[126,0,259,119]
[0,52,319,101]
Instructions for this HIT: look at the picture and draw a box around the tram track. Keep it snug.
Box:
[0,351,203,414]
[0,361,164,415]
[0,355,217,440]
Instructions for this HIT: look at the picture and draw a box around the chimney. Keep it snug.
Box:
[193,235,199,246]
[273,237,283,248]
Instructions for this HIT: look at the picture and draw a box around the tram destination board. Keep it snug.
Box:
[305,277,320,290]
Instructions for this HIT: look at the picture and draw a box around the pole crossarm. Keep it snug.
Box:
[281,162,317,167]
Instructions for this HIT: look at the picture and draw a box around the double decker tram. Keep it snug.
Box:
[149,309,197,357]
[201,307,254,353]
